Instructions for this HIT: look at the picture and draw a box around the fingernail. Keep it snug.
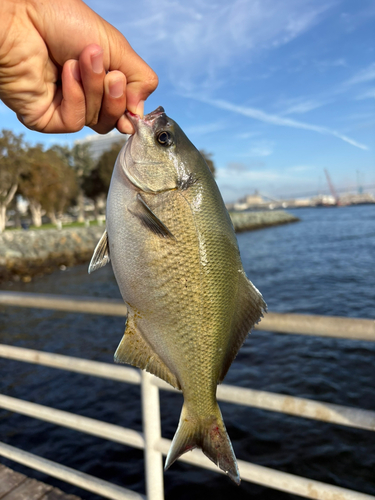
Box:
[109,79,123,98]
[72,61,81,82]
[91,50,103,74]
[136,100,145,118]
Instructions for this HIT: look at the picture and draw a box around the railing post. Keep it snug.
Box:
[141,371,164,500]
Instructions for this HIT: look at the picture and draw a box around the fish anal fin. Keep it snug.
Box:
[114,315,181,390]
[88,230,110,274]
[219,273,267,383]
[128,193,175,240]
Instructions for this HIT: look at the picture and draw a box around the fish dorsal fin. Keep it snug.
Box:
[128,193,175,240]
[88,230,110,274]
[218,272,267,383]
[114,313,181,390]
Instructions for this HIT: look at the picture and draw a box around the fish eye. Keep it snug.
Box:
[156,131,173,147]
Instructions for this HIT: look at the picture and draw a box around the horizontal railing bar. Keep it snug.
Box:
[153,377,375,432]
[0,442,145,500]
[0,395,145,450]
[257,312,375,341]
[0,344,141,385]
[1,291,374,341]
[216,384,375,432]
[0,291,128,316]
[1,344,374,432]
[157,438,375,500]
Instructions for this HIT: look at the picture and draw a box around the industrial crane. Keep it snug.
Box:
[324,168,340,205]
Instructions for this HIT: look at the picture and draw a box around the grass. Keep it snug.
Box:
[5,220,102,231]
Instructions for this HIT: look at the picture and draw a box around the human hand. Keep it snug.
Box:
[0,0,158,135]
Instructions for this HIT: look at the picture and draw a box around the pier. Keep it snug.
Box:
[0,463,81,500]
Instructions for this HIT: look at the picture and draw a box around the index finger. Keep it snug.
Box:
[106,27,158,116]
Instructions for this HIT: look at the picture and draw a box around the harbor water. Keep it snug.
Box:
[0,205,374,499]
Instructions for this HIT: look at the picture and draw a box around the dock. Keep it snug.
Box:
[0,464,81,500]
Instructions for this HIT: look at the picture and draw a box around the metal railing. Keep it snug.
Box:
[0,291,374,500]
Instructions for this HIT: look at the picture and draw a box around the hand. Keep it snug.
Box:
[0,0,158,134]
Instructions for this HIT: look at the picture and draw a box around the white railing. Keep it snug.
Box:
[0,291,374,500]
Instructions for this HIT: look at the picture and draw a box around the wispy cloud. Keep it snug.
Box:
[184,121,226,136]
[226,160,266,173]
[314,58,347,71]
[286,165,312,172]
[279,97,330,115]
[196,97,368,150]
[343,63,375,87]
[115,0,333,91]
[239,140,275,157]
[355,89,375,100]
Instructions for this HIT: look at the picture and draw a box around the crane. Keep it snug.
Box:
[324,169,340,205]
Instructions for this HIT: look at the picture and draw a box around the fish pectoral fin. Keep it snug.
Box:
[88,230,110,274]
[114,315,181,390]
[219,273,267,383]
[128,194,175,240]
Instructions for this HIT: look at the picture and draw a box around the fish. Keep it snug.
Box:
[89,106,266,484]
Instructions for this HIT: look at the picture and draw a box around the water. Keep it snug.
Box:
[0,206,374,499]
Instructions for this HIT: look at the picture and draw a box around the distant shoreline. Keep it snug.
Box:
[0,210,298,283]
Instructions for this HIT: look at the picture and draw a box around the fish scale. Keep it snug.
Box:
[89,106,266,483]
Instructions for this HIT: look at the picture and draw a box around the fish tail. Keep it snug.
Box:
[164,401,240,485]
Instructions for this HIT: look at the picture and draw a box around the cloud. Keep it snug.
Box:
[280,97,330,115]
[286,165,312,172]
[196,97,369,150]
[343,63,375,87]
[237,131,262,139]
[226,160,266,172]
[355,89,375,100]
[184,121,226,136]
[314,58,347,71]
[239,140,274,157]
[217,168,283,181]
[114,0,333,91]
[340,3,375,33]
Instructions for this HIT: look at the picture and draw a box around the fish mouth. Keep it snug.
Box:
[126,106,165,132]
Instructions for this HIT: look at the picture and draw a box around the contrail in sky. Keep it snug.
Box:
[199,98,369,151]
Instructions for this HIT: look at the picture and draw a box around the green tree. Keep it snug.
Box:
[19,146,78,226]
[0,130,27,232]
[96,141,123,191]
[200,150,216,177]
[82,140,124,220]
[52,143,94,222]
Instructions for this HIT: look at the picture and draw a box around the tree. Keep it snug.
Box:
[52,143,94,222]
[19,146,78,226]
[97,141,123,190]
[200,150,216,177]
[83,165,106,221]
[42,150,78,224]
[83,141,123,219]
[0,130,27,232]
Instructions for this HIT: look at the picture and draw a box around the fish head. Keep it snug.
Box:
[120,106,202,193]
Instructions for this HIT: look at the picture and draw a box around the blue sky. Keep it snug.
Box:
[1,0,374,202]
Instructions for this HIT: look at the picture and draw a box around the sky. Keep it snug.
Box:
[1,0,374,202]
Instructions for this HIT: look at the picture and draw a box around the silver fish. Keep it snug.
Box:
[89,106,266,483]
